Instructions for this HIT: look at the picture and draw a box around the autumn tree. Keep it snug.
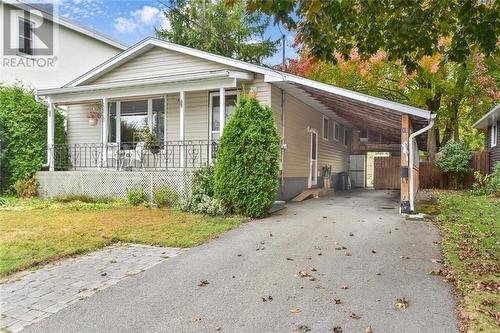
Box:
[247,0,500,157]
[157,0,278,65]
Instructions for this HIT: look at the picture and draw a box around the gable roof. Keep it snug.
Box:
[472,104,500,130]
[5,0,128,50]
[63,37,431,121]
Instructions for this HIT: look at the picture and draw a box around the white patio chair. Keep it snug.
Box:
[120,141,145,171]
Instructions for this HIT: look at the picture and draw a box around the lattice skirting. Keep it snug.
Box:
[36,171,194,200]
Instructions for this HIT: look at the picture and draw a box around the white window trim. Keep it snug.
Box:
[208,90,239,142]
[17,16,35,56]
[322,116,329,141]
[309,128,318,188]
[343,128,349,147]
[334,121,341,141]
[491,122,497,148]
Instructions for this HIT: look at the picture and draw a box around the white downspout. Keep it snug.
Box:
[409,114,436,212]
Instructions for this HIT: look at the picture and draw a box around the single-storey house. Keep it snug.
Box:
[473,104,500,173]
[36,37,435,213]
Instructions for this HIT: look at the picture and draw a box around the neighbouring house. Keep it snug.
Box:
[35,37,435,213]
[473,104,500,173]
[0,0,127,89]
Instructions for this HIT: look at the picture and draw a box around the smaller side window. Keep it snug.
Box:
[18,17,34,55]
[322,117,329,140]
[491,122,498,148]
[343,128,349,146]
[334,122,341,141]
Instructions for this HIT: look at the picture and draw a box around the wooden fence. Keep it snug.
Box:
[419,151,489,189]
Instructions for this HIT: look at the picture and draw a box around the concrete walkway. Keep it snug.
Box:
[24,190,458,332]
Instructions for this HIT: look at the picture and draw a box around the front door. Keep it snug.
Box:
[349,154,366,188]
[309,129,318,187]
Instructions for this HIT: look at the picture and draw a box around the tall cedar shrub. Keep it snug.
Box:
[214,96,280,218]
[0,85,66,193]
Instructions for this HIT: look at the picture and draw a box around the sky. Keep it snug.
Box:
[50,0,298,66]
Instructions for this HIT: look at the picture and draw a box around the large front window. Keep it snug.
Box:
[109,98,165,149]
[210,91,238,141]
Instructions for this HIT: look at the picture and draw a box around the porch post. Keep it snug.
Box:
[47,100,55,171]
[179,91,185,168]
[400,114,410,213]
[102,98,108,144]
[219,87,225,135]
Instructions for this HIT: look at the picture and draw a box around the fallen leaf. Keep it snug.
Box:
[305,256,312,260]
[428,269,444,276]
[432,259,443,264]
[349,232,354,237]
[400,256,410,259]
[269,233,273,237]
[318,252,323,256]
[286,257,294,261]
[268,296,273,301]
[295,324,311,332]
[308,277,316,281]
[237,254,242,257]
[198,280,209,287]
[371,250,377,254]
[310,267,317,272]
[366,325,373,333]
[341,284,349,290]
[323,216,328,219]
[332,326,343,333]
[334,299,342,304]
[299,271,311,277]
[215,327,222,331]
[290,308,301,314]
[262,297,268,302]
[345,252,352,256]
[395,297,409,310]
[100,272,107,276]
[192,316,202,322]
[350,313,361,319]
[376,273,381,276]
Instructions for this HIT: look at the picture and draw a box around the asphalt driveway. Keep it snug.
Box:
[25,190,458,333]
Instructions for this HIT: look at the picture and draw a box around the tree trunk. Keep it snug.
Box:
[425,94,441,161]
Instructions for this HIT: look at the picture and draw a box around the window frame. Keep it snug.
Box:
[491,122,498,148]
[334,121,341,141]
[208,90,239,142]
[322,116,329,141]
[18,17,35,55]
[343,128,349,147]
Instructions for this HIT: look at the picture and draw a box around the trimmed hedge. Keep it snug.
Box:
[0,85,66,193]
[214,96,280,218]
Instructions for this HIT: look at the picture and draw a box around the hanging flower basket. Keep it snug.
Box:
[87,111,102,126]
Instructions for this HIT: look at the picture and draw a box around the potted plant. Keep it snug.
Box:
[87,110,102,126]
[143,127,160,154]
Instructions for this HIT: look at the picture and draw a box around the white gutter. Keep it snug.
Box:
[409,114,436,212]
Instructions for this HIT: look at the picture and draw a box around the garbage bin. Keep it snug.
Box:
[338,172,351,191]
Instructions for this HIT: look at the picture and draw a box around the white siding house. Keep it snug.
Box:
[0,0,126,89]
[36,37,433,209]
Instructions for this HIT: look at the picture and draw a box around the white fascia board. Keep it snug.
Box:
[45,77,237,105]
[266,74,432,120]
[6,0,127,50]
[39,70,238,96]
[472,104,500,129]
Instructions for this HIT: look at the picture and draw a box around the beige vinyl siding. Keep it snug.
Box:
[92,47,231,84]
[165,91,209,141]
[67,104,101,144]
[271,84,283,136]
[277,92,350,179]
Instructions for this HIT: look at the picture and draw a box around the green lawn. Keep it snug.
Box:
[430,191,499,332]
[0,199,242,277]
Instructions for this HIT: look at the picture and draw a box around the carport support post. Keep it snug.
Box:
[47,100,55,171]
[400,115,411,213]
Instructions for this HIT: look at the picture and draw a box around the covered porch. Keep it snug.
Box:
[39,70,253,172]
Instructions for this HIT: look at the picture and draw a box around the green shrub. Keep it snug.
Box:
[473,162,500,196]
[176,194,227,216]
[13,177,39,199]
[214,96,280,218]
[436,141,472,189]
[126,188,147,206]
[0,85,66,193]
[192,165,215,197]
[153,186,179,207]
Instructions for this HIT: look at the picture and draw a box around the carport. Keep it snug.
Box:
[267,74,435,213]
